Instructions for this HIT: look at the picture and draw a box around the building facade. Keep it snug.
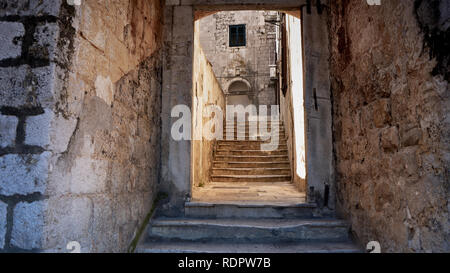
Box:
[198,11,280,107]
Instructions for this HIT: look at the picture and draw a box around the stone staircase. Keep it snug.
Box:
[137,203,361,253]
[212,120,291,183]
[136,119,361,253]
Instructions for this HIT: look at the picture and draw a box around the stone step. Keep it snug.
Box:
[136,241,362,253]
[147,218,351,243]
[224,127,285,132]
[225,122,283,126]
[211,174,291,183]
[225,120,282,123]
[223,123,284,129]
[223,130,286,135]
[213,161,290,168]
[223,135,286,140]
[212,168,291,175]
[214,155,289,162]
[223,120,283,127]
[218,143,288,150]
[224,125,285,129]
[185,202,315,219]
[215,149,288,156]
[222,133,286,139]
[217,140,287,145]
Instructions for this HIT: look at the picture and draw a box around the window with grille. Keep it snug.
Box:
[229,25,246,47]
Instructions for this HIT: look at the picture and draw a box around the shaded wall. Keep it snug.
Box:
[192,20,226,188]
[330,0,449,252]
[302,7,334,209]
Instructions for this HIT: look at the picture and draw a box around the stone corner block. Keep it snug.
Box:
[11,200,46,250]
[0,115,18,148]
[0,152,51,196]
[25,109,53,148]
[30,23,60,61]
[0,0,62,17]
[0,64,56,108]
[0,22,25,61]
[25,108,78,153]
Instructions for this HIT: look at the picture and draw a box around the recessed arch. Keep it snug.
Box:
[225,77,252,94]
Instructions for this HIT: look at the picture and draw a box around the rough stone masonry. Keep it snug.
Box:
[0,0,164,252]
[0,0,448,253]
[330,0,449,252]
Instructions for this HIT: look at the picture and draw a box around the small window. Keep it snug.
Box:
[229,25,246,47]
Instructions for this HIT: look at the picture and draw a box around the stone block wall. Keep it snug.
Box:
[192,20,226,187]
[0,0,164,252]
[330,0,449,252]
[0,0,66,252]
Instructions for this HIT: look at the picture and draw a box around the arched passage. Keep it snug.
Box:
[162,1,333,212]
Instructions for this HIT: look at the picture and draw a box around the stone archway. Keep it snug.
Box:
[161,0,333,211]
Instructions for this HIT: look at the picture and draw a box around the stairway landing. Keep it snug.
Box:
[192,182,306,205]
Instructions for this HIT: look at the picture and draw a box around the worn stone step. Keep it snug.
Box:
[224,128,285,133]
[217,140,287,145]
[218,143,288,150]
[225,123,283,127]
[217,145,287,152]
[214,155,289,162]
[136,241,362,253]
[224,131,285,136]
[185,202,315,219]
[211,174,291,183]
[225,123,284,127]
[223,131,286,135]
[191,182,306,206]
[224,125,285,130]
[215,150,288,156]
[225,119,283,122]
[223,135,286,142]
[222,133,286,139]
[213,161,290,168]
[147,218,351,243]
[212,168,291,175]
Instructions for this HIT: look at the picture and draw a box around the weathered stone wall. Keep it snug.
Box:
[0,0,164,252]
[198,11,278,106]
[159,4,192,214]
[192,21,226,188]
[330,0,449,252]
[0,0,69,252]
[45,0,163,253]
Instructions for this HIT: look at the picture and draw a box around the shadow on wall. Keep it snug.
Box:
[414,0,450,81]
